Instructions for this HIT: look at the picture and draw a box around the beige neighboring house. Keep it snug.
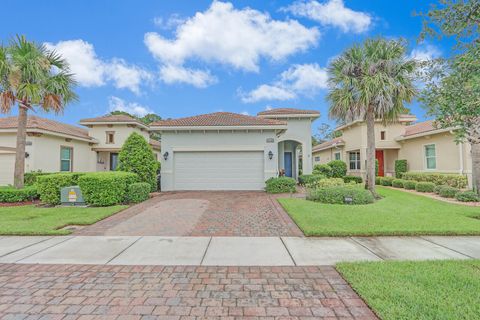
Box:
[0,114,161,186]
[151,108,319,191]
[312,115,473,187]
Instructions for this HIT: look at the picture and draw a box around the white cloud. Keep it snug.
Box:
[153,14,186,29]
[265,105,273,111]
[108,96,153,117]
[159,65,217,88]
[144,1,319,87]
[240,111,250,115]
[45,40,152,94]
[283,0,372,34]
[241,63,328,103]
[409,45,442,62]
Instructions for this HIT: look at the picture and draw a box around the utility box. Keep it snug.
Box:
[60,186,86,206]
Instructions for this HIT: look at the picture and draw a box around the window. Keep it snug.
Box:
[425,144,436,169]
[106,131,115,144]
[380,131,386,140]
[335,152,341,160]
[314,156,320,162]
[60,146,73,172]
[349,152,361,170]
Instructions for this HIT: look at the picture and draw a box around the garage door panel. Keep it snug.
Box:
[0,153,15,186]
[174,151,265,190]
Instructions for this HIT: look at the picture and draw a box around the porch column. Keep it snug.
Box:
[302,142,312,174]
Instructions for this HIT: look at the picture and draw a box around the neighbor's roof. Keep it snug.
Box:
[0,116,93,141]
[257,108,320,116]
[151,112,287,128]
[79,114,148,128]
[312,137,345,152]
[403,120,436,137]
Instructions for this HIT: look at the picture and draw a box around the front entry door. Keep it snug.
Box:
[375,150,384,177]
[110,153,119,171]
[284,152,293,177]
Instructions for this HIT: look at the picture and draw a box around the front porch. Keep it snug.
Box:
[278,140,311,180]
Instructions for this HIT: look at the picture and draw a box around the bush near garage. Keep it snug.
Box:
[415,182,436,193]
[343,175,363,184]
[24,171,53,186]
[117,132,159,191]
[404,180,417,190]
[0,186,38,203]
[78,172,138,206]
[438,186,461,198]
[37,173,86,205]
[313,164,333,177]
[402,172,467,188]
[327,160,347,178]
[126,182,151,203]
[455,190,480,202]
[265,177,296,194]
[307,185,374,205]
[298,174,326,186]
[395,160,408,178]
[392,179,406,188]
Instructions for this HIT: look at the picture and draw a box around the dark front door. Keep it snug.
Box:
[284,152,293,177]
[110,153,119,171]
[375,150,384,177]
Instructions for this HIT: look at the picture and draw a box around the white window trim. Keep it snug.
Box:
[60,146,73,172]
[423,143,437,170]
[349,151,361,171]
[334,152,341,160]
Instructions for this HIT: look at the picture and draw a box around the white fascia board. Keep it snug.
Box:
[80,121,150,130]
[395,127,456,141]
[150,125,287,131]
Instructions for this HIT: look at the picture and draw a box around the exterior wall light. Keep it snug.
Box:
[268,151,273,160]
[163,151,169,160]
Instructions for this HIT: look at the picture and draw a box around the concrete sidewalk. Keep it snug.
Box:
[0,235,478,266]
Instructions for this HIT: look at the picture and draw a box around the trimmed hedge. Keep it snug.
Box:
[379,177,395,186]
[415,182,436,193]
[298,174,325,186]
[307,185,374,205]
[343,175,363,184]
[24,171,52,186]
[265,177,296,194]
[402,172,467,188]
[308,178,345,189]
[327,160,347,178]
[0,186,38,203]
[37,173,85,205]
[434,185,444,194]
[392,179,406,188]
[394,160,408,179]
[375,177,382,185]
[126,182,151,203]
[404,180,417,190]
[455,190,480,202]
[78,172,138,206]
[438,186,460,198]
[313,164,333,177]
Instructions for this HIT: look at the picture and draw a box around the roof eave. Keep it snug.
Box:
[396,127,457,141]
[150,125,288,131]
[79,121,150,130]
[258,113,320,119]
[312,142,345,152]
[0,128,97,143]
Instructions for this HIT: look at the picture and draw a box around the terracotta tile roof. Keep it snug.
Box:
[149,139,161,149]
[0,116,92,140]
[403,120,436,137]
[151,112,287,127]
[80,114,143,124]
[257,108,320,116]
[312,137,345,152]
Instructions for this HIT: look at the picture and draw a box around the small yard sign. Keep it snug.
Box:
[61,186,86,206]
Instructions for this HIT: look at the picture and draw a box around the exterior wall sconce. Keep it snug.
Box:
[163,152,169,160]
[25,152,30,158]
[268,151,273,160]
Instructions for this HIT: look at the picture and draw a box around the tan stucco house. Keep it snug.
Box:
[150,108,319,191]
[312,115,473,187]
[0,114,161,186]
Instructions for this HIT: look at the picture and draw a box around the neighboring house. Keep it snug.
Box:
[0,114,161,186]
[312,115,473,187]
[150,108,319,191]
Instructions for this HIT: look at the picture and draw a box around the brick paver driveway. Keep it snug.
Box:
[76,191,302,237]
[0,263,377,320]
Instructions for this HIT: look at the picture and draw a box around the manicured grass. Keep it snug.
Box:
[0,205,127,235]
[337,260,480,320]
[279,186,480,236]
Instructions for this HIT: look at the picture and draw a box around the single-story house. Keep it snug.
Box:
[312,115,473,187]
[150,108,319,191]
[0,114,161,186]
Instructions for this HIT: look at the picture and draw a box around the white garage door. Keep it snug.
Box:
[174,151,265,190]
[0,153,15,186]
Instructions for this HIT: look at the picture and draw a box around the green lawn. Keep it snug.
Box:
[337,260,480,320]
[279,187,480,236]
[0,205,127,235]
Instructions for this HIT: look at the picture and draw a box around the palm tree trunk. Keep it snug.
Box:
[365,110,376,195]
[13,104,28,189]
[471,141,480,195]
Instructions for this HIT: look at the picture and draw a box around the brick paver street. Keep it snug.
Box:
[0,263,377,319]
[76,191,302,237]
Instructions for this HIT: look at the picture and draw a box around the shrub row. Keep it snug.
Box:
[415,182,436,193]
[78,172,138,206]
[298,174,326,186]
[308,178,345,189]
[456,191,480,202]
[376,177,395,186]
[37,173,86,205]
[0,186,39,203]
[265,177,296,194]
[343,175,363,184]
[24,171,53,186]
[126,182,151,203]
[401,172,467,188]
[307,185,374,205]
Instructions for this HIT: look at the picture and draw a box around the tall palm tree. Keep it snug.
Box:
[0,36,77,188]
[327,38,417,195]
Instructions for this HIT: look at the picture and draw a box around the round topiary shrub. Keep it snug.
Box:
[265,177,296,194]
[380,177,395,186]
[307,185,374,205]
[415,182,436,193]
[327,160,347,178]
[455,190,480,202]
[313,164,333,178]
[126,182,151,203]
[404,181,417,190]
[438,186,460,198]
[392,179,406,188]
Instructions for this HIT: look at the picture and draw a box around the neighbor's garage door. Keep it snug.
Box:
[0,153,15,186]
[174,151,265,190]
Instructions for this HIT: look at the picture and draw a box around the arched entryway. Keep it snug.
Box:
[278,140,303,180]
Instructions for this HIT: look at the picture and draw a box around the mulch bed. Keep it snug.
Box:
[0,200,40,207]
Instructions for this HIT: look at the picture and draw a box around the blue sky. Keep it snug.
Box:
[1,0,451,131]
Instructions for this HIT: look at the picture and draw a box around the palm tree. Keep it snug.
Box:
[0,35,77,188]
[327,38,417,195]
